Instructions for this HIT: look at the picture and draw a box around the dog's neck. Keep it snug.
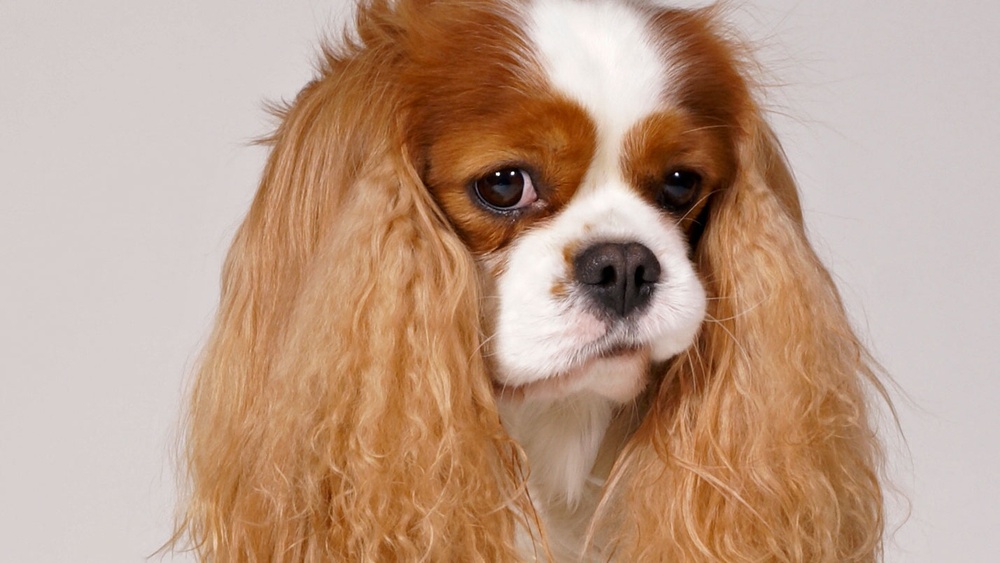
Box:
[498,389,647,560]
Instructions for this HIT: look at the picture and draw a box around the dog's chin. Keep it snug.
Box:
[493,346,650,404]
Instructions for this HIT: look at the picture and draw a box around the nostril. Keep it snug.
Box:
[573,243,625,286]
[599,265,617,286]
[628,244,660,285]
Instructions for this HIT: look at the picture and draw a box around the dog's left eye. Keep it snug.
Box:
[657,169,702,211]
[474,168,537,211]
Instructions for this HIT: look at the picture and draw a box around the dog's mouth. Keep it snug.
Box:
[598,341,642,359]
[493,343,649,403]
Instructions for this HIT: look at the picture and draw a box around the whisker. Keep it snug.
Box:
[679,188,722,223]
[679,123,735,135]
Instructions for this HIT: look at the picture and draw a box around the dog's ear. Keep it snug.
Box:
[174,22,528,562]
[603,110,888,561]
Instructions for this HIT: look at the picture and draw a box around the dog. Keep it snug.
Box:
[174,0,889,560]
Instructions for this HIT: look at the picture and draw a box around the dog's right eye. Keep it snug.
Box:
[474,168,537,211]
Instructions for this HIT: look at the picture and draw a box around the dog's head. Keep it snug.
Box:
[176,1,887,560]
[419,0,719,403]
[394,0,762,405]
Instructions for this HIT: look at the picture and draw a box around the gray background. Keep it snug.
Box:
[2,1,997,561]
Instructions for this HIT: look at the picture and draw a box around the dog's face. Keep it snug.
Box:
[407,0,744,403]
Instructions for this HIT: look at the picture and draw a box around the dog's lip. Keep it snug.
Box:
[492,344,645,401]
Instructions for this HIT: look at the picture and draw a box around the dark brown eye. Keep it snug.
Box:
[474,168,537,210]
[657,169,701,210]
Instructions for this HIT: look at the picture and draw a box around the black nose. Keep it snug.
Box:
[573,242,661,318]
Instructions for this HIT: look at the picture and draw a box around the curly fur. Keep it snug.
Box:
[171,1,890,561]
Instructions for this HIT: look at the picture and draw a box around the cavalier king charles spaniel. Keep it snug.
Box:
[175,0,889,560]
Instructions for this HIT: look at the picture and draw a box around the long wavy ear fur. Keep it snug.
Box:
[172,5,527,560]
[603,111,887,561]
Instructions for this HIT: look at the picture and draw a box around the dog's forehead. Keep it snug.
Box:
[527,0,680,155]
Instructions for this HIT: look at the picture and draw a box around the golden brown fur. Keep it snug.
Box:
[172,1,889,560]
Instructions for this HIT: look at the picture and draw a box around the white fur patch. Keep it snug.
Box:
[490,1,705,554]
[499,392,614,507]
[487,0,704,403]
[528,0,683,174]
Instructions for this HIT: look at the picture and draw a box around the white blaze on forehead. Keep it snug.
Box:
[528,0,678,168]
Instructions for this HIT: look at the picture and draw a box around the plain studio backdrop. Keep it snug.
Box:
[2,1,997,561]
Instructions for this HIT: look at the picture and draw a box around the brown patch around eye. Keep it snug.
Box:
[621,111,737,234]
[421,96,597,254]
[618,6,751,236]
[383,1,599,255]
